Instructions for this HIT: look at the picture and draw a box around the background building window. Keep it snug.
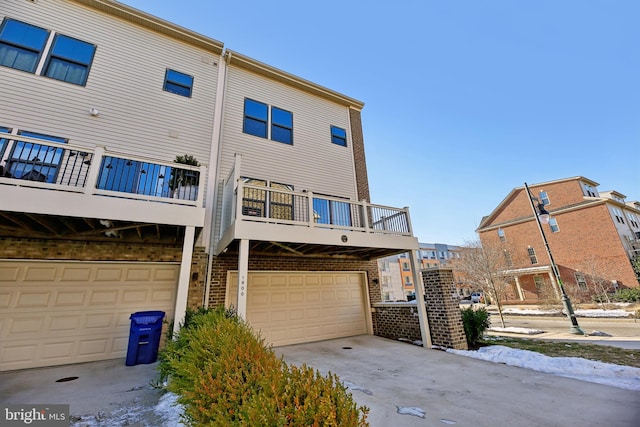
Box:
[533,276,545,290]
[527,247,538,265]
[0,18,49,73]
[163,69,194,97]
[401,262,410,271]
[44,34,96,86]
[549,218,559,233]
[539,191,550,205]
[330,125,347,146]
[498,228,506,242]
[575,273,588,291]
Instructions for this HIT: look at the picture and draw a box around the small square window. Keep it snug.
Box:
[331,126,347,147]
[163,69,194,97]
[271,107,293,145]
[44,34,96,86]
[243,98,268,138]
[539,191,550,205]
[0,18,49,73]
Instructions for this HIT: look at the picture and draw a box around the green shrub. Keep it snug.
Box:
[461,306,490,348]
[611,288,640,302]
[159,306,368,426]
[241,364,368,426]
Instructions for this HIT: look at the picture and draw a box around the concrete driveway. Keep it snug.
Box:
[277,335,640,427]
[1,335,639,426]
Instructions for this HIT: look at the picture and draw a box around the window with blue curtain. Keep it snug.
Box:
[6,130,67,183]
[271,107,293,145]
[243,99,268,138]
[313,197,352,227]
[330,125,347,147]
[0,18,49,73]
[43,34,95,86]
[163,69,194,97]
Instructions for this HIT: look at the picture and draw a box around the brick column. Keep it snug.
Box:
[422,268,468,350]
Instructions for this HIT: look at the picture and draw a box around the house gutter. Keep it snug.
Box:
[204,50,231,309]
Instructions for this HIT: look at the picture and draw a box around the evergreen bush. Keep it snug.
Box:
[461,306,491,348]
[158,306,369,426]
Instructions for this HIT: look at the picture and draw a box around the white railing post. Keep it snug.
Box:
[235,180,244,220]
[196,164,207,207]
[361,200,370,232]
[307,191,315,227]
[84,146,104,195]
[404,206,414,235]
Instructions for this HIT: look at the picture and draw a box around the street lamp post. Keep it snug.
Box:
[524,182,585,335]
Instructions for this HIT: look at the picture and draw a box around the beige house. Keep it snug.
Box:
[0,0,422,371]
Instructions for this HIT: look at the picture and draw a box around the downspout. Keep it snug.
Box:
[204,50,231,309]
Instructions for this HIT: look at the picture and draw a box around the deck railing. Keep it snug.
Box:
[221,178,412,236]
[0,134,205,206]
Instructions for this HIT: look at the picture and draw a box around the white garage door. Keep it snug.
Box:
[0,260,179,371]
[227,271,369,347]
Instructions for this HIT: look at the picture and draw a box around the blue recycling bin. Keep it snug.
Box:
[125,310,165,366]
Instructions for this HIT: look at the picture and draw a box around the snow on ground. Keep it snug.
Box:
[489,326,545,334]
[495,307,633,318]
[447,345,640,391]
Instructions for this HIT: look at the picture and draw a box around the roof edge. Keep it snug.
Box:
[225,50,364,110]
[71,0,224,54]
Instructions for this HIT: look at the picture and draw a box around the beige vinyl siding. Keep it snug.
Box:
[219,66,358,198]
[0,0,219,164]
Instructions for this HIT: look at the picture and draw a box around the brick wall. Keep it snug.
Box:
[349,108,370,203]
[371,303,422,342]
[371,267,468,350]
[207,253,380,307]
[422,268,467,350]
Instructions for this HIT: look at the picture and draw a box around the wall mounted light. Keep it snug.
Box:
[89,107,99,116]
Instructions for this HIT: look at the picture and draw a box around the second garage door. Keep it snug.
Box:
[227,271,370,347]
[0,260,179,371]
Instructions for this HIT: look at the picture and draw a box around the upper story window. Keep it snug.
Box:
[582,182,598,197]
[549,218,559,233]
[497,228,506,242]
[243,98,293,144]
[401,261,410,271]
[163,69,193,97]
[0,19,49,73]
[44,34,95,85]
[539,191,550,205]
[627,212,639,228]
[330,126,347,147]
[271,107,293,145]
[0,18,95,86]
[612,207,625,224]
[527,247,538,265]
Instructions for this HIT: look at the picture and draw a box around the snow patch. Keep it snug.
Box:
[447,345,640,391]
[396,406,426,418]
[489,326,544,335]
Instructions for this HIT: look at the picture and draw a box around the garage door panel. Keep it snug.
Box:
[0,261,179,371]
[227,272,368,347]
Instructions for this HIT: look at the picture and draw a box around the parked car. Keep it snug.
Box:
[471,292,483,303]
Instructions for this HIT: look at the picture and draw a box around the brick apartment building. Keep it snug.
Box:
[477,176,640,303]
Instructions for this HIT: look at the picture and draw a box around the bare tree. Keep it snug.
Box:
[454,239,517,328]
[579,255,614,309]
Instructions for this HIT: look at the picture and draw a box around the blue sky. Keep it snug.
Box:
[121,0,640,245]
